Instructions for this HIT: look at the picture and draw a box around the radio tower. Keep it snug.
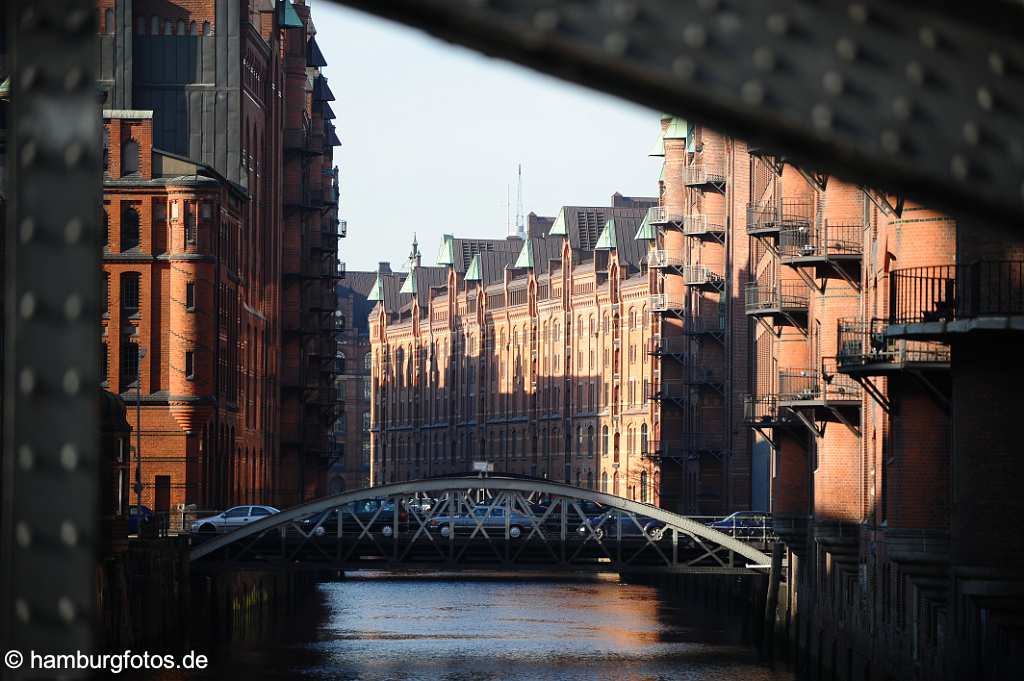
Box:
[514,163,525,239]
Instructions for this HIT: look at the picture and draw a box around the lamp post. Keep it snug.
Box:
[134,345,147,510]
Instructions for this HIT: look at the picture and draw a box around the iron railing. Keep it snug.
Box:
[650,293,685,313]
[648,249,686,269]
[683,314,726,336]
[646,205,684,225]
[682,213,725,236]
[743,394,784,425]
[779,220,863,261]
[746,198,814,234]
[836,318,950,369]
[889,261,1024,325]
[778,361,861,402]
[651,433,724,460]
[683,163,726,187]
[744,281,809,315]
[648,335,689,356]
[652,379,689,401]
[682,264,724,288]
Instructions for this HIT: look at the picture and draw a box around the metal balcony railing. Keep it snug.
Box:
[743,394,781,425]
[746,198,815,235]
[338,220,347,238]
[648,249,686,269]
[682,213,725,236]
[649,293,685,313]
[779,221,863,262]
[836,318,950,371]
[778,362,861,403]
[687,365,723,386]
[681,264,724,289]
[683,163,726,187]
[652,379,689,401]
[744,281,809,315]
[646,205,684,225]
[889,261,1024,325]
[683,314,726,336]
[648,335,688,356]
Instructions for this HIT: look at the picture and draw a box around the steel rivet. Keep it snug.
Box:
[61,444,79,471]
[881,130,900,154]
[19,368,36,395]
[18,445,34,471]
[812,104,833,131]
[65,218,83,244]
[766,14,788,35]
[60,521,79,547]
[16,522,32,547]
[989,52,1005,76]
[836,38,857,62]
[532,10,558,31]
[21,66,38,90]
[963,122,980,146]
[63,370,81,396]
[65,68,83,92]
[977,87,993,111]
[19,218,35,243]
[15,599,31,623]
[672,57,696,80]
[58,598,76,623]
[918,27,937,49]
[951,155,969,180]
[753,48,775,72]
[906,62,924,85]
[683,24,706,49]
[892,97,912,120]
[741,80,764,105]
[20,292,37,319]
[848,4,868,23]
[65,143,84,168]
[604,32,628,55]
[823,71,844,95]
[20,7,37,29]
[21,142,38,168]
[65,294,83,320]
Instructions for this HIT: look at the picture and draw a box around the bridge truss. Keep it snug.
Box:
[190,477,771,574]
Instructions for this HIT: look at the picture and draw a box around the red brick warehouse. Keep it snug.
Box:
[97,0,343,514]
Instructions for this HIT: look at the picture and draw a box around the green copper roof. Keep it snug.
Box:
[367,275,384,302]
[465,254,482,282]
[595,219,618,250]
[658,160,665,183]
[549,208,568,236]
[400,269,417,295]
[634,210,657,241]
[514,239,534,269]
[437,234,455,266]
[279,0,303,29]
[0,77,9,102]
[663,117,688,140]
[648,133,665,157]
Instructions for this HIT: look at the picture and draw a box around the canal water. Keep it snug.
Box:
[161,573,793,681]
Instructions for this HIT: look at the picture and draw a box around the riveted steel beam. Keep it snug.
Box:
[329,0,1024,224]
[2,0,102,667]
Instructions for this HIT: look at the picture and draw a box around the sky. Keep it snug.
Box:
[312,2,663,273]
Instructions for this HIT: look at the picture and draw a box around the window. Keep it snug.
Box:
[185,351,195,380]
[640,423,649,456]
[105,9,114,34]
[184,202,196,246]
[364,352,372,370]
[121,139,139,175]
[202,21,211,35]
[185,281,195,311]
[121,341,140,387]
[336,311,346,330]
[121,206,140,250]
[602,426,609,457]
[103,273,110,315]
[250,506,272,517]
[100,342,108,383]
[362,412,370,431]
[587,426,594,458]
[363,377,371,400]
[335,351,346,373]
[362,441,371,465]
[151,17,159,34]
[640,471,649,503]
[120,272,141,313]
[176,19,185,35]
[225,507,249,519]
[164,20,173,35]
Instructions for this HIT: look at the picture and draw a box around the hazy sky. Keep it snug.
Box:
[313,2,663,272]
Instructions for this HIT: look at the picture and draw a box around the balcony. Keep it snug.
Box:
[778,360,861,412]
[682,163,726,189]
[648,335,688,359]
[651,379,689,405]
[338,220,347,238]
[646,205,684,226]
[744,281,809,325]
[888,261,1024,337]
[648,249,686,269]
[779,221,863,265]
[651,433,726,461]
[743,394,796,428]
[837,318,950,376]
[681,264,725,292]
[649,293,685,314]
[682,213,726,239]
[746,199,814,237]
[682,314,726,341]
[686,365,723,390]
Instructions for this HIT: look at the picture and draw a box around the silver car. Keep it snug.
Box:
[430,506,533,539]
[192,505,280,534]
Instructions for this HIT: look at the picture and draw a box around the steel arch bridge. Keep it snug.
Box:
[190,477,771,575]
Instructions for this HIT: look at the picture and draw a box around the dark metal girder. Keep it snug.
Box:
[330,0,1024,225]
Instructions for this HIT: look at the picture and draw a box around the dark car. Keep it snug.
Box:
[577,509,664,541]
[127,504,154,534]
[707,511,771,539]
[301,499,407,538]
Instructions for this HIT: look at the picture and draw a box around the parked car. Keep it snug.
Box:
[301,499,406,538]
[707,511,771,539]
[430,505,534,539]
[577,509,664,541]
[127,504,154,534]
[191,505,280,534]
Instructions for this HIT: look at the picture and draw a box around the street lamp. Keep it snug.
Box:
[134,345,147,510]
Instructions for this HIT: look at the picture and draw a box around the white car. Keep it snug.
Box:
[192,505,280,534]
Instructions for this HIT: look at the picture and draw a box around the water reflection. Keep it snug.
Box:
[154,573,792,681]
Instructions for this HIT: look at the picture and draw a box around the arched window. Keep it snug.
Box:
[164,19,173,35]
[121,206,140,250]
[627,427,634,456]
[363,352,372,370]
[190,21,197,35]
[587,426,594,458]
[176,19,186,35]
[640,423,649,456]
[202,21,211,36]
[640,471,648,503]
[601,426,609,457]
[601,471,608,493]
[121,138,139,175]
[335,351,345,373]
[105,9,114,34]
[613,471,620,496]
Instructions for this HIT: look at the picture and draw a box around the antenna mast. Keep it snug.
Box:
[515,163,525,239]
